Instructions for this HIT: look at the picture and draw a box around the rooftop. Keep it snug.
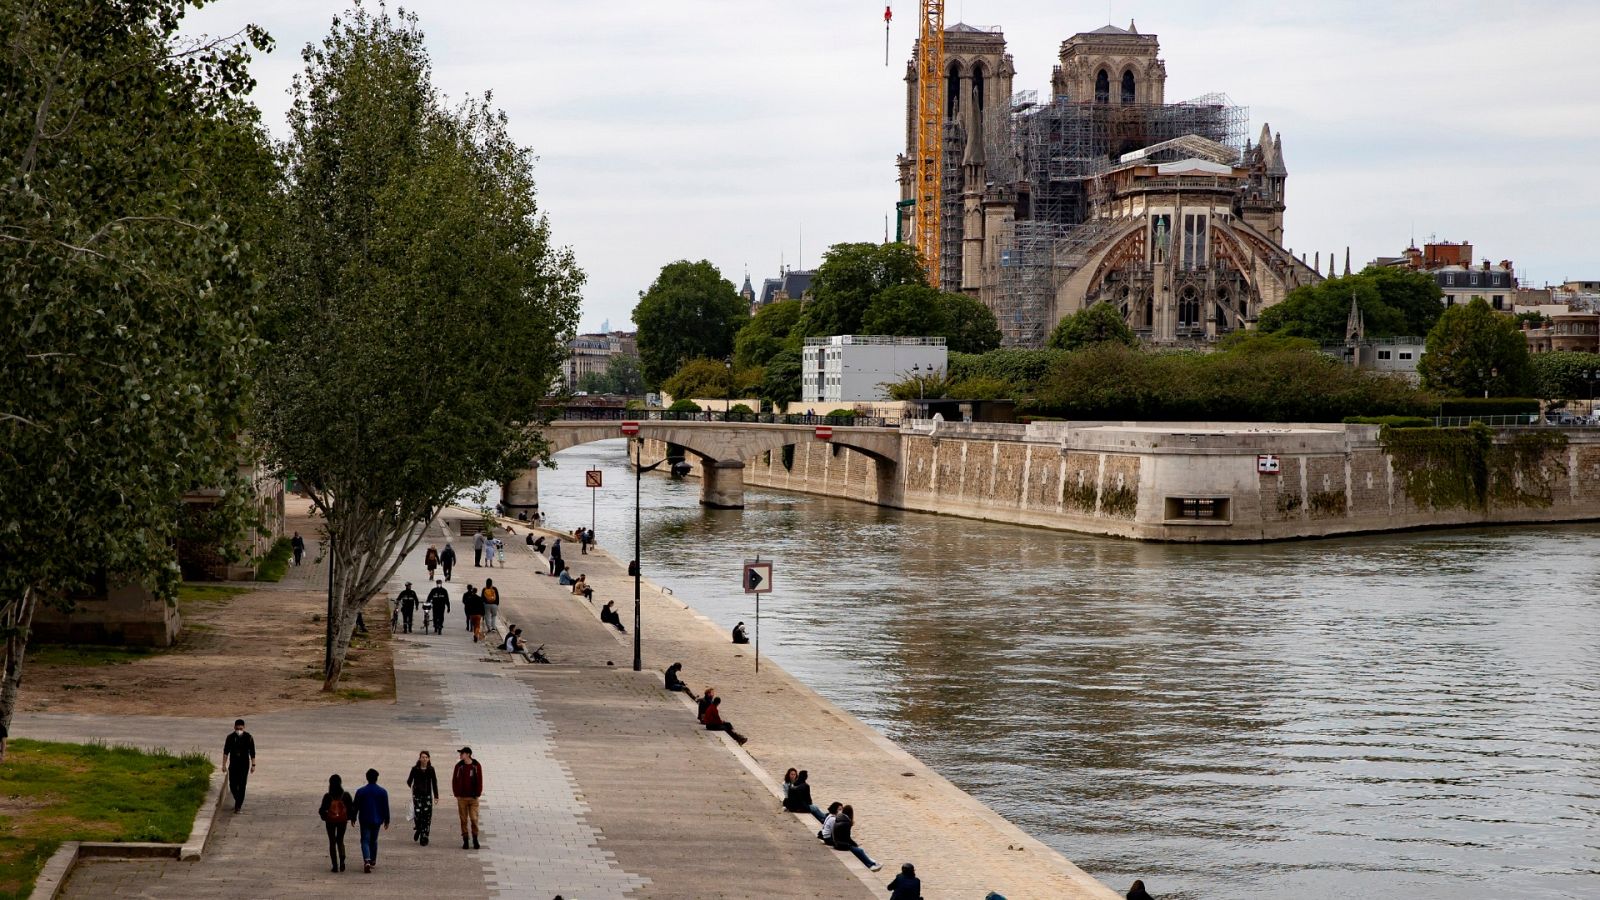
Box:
[803,335,948,347]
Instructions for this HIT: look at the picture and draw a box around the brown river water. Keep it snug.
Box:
[524,439,1599,899]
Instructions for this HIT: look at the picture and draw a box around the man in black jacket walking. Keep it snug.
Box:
[428,581,450,635]
[222,719,256,812]
[396,583,419,634]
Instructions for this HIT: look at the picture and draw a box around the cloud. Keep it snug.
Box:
[183,0,1600,332]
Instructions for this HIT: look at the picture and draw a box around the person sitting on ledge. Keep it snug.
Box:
[818,801,841,843]
[830,804,882,871]
[558,564,575,586]
[783,769,826,822]
[570,574,593,601]
[732,621,749,644]
[664,662,698,700]
[697,689,748,745]
[502,627,537,663]
[599,601,626,633]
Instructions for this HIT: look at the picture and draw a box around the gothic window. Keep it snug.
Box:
[1182,214,1207,270]
[1179,286,1200,328]
[946,62,963,118]
[1121,70,1136,104]
[1095,69,1110,104]
[972,64,985,111]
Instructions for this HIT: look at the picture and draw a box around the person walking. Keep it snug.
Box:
[831,804,882,871]
[473,532,486,567]
[318,774,354,873]
[406,751,440,846]
[221,718,256,812]
[353,768,390,873]
[579,528,590,555]
[291,532,306,566]
[887,863,922,900]
[463,586,485,642]
[424,546,439,581]
[548,537,563,575]
[396,582,419,634]
[494,536,505,566]
[452,747,484,850]
[440,543,456,581]
[481,579,500,635]
[428,580,449,635]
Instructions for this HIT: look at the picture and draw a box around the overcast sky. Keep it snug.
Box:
[182,1,1600,333]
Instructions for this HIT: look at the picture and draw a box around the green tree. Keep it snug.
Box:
[759,349,803,408]
[1047,302,1139,351]
[0,0,275,749]
[1417,298,1534,397]
[799,242,925,338]
[663,358,735,400]
[940,292,1004,353]
[253,7,581,689]
[1258,268,1442,343]
[1215,331,1321,355]
[733,299,802,369]
[575,355,644,395]
[633,260,747,387]
[1530,351,1600,400]
[860,285,1001,353]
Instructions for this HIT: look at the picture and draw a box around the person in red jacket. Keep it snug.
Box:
[697,688,748,745]
[452,747,484,850]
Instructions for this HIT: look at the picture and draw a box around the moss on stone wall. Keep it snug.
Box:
[1382,424,1568,511]
[1308,490,1348,518]
[1101,484,1138,518]
[1062,479,1097,512]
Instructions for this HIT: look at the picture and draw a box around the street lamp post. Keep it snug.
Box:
[632,438,682,672]
[725,358,733,416]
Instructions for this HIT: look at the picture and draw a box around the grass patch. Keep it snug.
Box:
[253,537,293,583]
[25,645,158,668]
[176,584,248,609]
[336,688,376,701]
[0,738,212,898]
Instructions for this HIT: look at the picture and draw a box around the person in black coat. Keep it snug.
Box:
[831,804,882,871]
[664,662,697,700]
[222,719,256,813]
[428,581,449,634]
[783,769,826,822]
[318,773,355,872]
[439,544,457,581]
[887,863,922,900]
[395,583,419,634]
[1126,879,1155,900]
[405,751,441,846]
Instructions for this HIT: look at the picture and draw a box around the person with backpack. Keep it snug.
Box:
[353,768,390,873]
[406,751,440,846]
[318,773,355,873]
[481,579,501,635]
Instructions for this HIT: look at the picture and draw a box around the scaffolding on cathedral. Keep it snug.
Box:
[979,92,1249,345]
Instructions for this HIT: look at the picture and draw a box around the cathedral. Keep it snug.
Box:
[896,21,1321,346]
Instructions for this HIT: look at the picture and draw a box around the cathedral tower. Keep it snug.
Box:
[1051,21,1165,105]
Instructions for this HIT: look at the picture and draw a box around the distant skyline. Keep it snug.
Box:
[183,1,1600,333]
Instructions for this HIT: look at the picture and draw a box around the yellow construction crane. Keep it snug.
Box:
[913,0,945,288]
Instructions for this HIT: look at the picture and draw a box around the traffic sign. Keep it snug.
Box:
[585,469,603,488]
[620,421,640,436]
[742,559,772,594]
[814,425,833,440]
[1257,454,1281,474]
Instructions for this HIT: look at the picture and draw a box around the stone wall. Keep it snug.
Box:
[725,422,1600,542]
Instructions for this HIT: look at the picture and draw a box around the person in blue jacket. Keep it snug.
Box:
[353,768,390,873]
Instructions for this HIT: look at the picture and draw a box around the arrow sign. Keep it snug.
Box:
[742,560,772,594]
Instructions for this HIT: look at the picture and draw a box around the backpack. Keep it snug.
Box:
[327,794,349,824]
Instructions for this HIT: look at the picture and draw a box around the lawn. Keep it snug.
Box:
[0,739,212,899]
[253,537,294,583]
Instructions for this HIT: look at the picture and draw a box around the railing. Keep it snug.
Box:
[1431,415,1596,428]
[552,407,901,429]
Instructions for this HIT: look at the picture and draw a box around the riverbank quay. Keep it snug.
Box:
[637,419,1600,542]
[502,510,1122,899]
[19,499,866,899]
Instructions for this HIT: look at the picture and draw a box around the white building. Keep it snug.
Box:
[800,335,948,405]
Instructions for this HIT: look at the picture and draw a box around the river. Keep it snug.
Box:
[530,440,1599,899]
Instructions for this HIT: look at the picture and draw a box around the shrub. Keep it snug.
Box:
[667,398,701,412]
[824,409,856,419]
[1343,416,1433,429]
[728,403,755,414]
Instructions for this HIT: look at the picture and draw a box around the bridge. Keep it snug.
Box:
[503,409,904,511]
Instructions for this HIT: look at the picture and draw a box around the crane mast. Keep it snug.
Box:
[913,1,945,288]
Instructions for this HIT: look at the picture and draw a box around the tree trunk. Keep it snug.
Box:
[0,587,40,764]
[318,501,434,691]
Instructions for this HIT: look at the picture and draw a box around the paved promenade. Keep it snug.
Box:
[27,513,866,899]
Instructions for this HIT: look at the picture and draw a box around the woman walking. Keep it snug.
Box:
[424,546,439,580]
[406,751,440,846]
[318,774,355,873]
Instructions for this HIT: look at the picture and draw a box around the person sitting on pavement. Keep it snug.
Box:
[599,601,626,633]
[697,689,748,745]
[831,804,882,871]
[570,574,593,601]
[664,663,698,700]
[783,769,826,822]
[732,621,749,644]
[888,863,922,900]
[502,627,538,663]
[558,564,576,586]
[818,801,842,842]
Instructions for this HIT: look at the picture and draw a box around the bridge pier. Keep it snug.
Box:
[501,468,540,518]
[700,460,745,509]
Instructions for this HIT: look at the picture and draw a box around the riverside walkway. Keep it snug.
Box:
[26,501,1119,898]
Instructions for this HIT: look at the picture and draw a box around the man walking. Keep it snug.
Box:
[463,586,485,642]
[481,579,500,636]
[428,580,450,635]
[221,719,255,812]
[473,531,485,567]
[549,537,563,575]
[452,747,484,850]
[396,582,419,634]
[353,768,390,873]
[440,542,456,581]
[291,531,305,566]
